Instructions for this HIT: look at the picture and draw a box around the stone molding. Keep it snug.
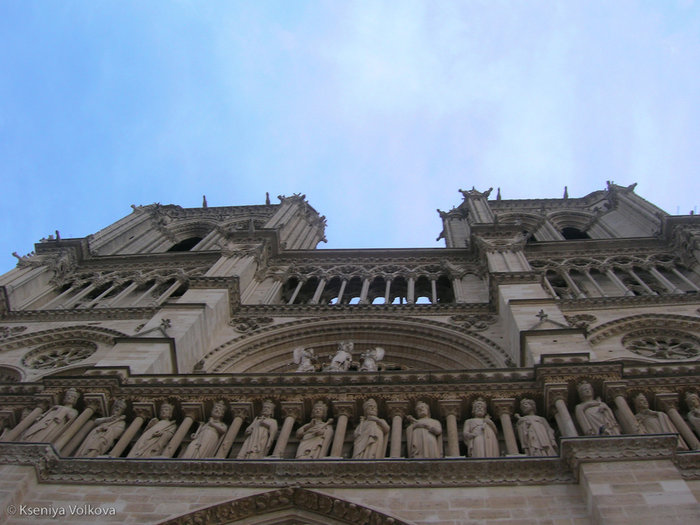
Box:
[161,487,412,525]
[560,434,680,480]
[203,314,508,373]
[0,325,129,351]
[588,313,700,345]
[0,442,572,487]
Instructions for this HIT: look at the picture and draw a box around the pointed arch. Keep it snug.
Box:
[159,487,413,525]
[202,315,507,373]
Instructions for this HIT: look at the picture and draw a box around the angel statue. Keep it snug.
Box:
[359,347,385,372]
[323,341,354,372]
[293,347,317,372]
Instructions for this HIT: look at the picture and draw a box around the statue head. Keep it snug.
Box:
[520,398,536,415]
[577,382,594,401]
[363,398,378,417]
[686,392,700,410]
[63,388,80,406]
[211,400,226,418]
[472,398,487,417]
[111,398,127,416]
[415,401,430,418]
[634,393,650,411]
[338,341,354,353]
[261,399,275,417]
[312,401,328,420]
[159,402,174,420]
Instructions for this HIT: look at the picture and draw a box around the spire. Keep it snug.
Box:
[265,192,271,205]
[202,195,208,208]
[496,187,501,201]
[563,186,568,199]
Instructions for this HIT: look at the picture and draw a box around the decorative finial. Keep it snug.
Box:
[265,192,271,205]
[496,187,501,200]
[536,310,548,322]
[202,195,208,208]
[563,186,568,199]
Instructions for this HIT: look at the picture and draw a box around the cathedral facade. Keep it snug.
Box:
[0,184,699,524]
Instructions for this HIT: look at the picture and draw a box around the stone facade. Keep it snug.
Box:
[0,185,699,524]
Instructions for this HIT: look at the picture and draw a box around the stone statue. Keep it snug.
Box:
[21,388,80,444]
[295,401,334,459]
[182,401,229,459]
[685,392,700,437]
[574,382,621,436]
[359,347,384,372]
[237,400,279,459]
[406,401,443,458]
[293,346,316,373]
[462,398,500,458]
[352,399,390,459]
[515,398,558,456]
[324,341,353,372]
[74,399,127,457]
[127,402,177,458]
[634,393,687,450]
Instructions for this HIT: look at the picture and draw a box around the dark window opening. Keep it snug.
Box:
[561,227,590,240]
[167,237,203,252]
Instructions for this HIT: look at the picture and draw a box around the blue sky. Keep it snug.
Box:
[1,1,699,273]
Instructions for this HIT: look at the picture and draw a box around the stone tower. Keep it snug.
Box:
[1,185,699,524]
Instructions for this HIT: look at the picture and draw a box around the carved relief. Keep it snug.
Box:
[229,316,274,334]
[21,341,98,370]
[564,314,597,330]
[0,326,27,339]
[622,330,700,360]
[450,314,497,331]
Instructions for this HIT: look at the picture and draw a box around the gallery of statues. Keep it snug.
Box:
[0,183,699,524]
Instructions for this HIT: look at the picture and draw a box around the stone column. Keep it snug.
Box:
[64,421,96,456]
[386,400,409,458]
[310,278,326,304]
[492,398,519,455]
[671,267,700,291]
[439,399,462,457]
[330,401,355,458]
[407,277,415,304]
[561,271,585,298]
[287,280,304,305]
[217,403,251,458]
[271,401,303,458]
[1,405,45,442]
[604,382,639,434]
[384,279,392,303]
[656,393,700,450]
[648,267,682,294]
[55,399,101,454]
[162,403,202,458]
[606,269,634,296]
[336,280,347,304]
[359,279,370,304]
[430,279,437,303]
[627,269,656,295]
[546,384,578,437]
[109,403,152,457]
[584,269,606,297]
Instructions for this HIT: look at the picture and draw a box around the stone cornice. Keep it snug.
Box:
[559,294,700,310]
[0,442,572,487]
[274,248,480,263]
[560,434,680,479]
[237,302,492,316]
[1,307,158,322]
